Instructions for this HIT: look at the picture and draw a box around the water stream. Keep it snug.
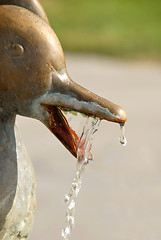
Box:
[61,111,127,240]
[61,111,100,240]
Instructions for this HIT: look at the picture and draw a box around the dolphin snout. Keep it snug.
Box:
[47,71,127,124]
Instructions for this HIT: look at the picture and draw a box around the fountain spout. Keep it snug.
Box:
[36,70,127,157]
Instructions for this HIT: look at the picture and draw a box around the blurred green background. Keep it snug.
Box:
[40,0,161,59]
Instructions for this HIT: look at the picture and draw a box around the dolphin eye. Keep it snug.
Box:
[8,44,24,57]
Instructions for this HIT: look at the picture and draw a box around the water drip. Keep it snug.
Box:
[119,124,127,146]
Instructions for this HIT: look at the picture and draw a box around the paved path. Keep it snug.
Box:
[17,54,161,240]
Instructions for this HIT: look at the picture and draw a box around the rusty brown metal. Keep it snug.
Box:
[44,105,79,158]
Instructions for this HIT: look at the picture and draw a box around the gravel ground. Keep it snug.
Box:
[17,54,161,240]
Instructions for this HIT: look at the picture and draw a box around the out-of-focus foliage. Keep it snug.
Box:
[40,0,161,59]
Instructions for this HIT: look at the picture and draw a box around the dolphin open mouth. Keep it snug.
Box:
[43,105,80,158]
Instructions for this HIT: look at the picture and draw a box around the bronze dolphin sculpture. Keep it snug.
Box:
[0,1,127,239]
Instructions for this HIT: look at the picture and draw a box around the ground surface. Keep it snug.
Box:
[17,54,161,240]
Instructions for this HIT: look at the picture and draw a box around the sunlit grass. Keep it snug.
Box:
[40,0,161,59]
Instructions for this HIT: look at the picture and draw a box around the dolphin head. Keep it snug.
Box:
[0,5,127,157]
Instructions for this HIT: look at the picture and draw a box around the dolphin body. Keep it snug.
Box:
[0,1,127,239]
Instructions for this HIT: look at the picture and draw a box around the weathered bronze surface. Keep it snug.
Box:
[0,1,127,239]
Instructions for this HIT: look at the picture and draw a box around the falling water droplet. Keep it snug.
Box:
[64,194,70,203]
[72,182,78,190]
[119,124,127,146]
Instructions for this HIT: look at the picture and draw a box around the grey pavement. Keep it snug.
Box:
[17,54,161,240]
